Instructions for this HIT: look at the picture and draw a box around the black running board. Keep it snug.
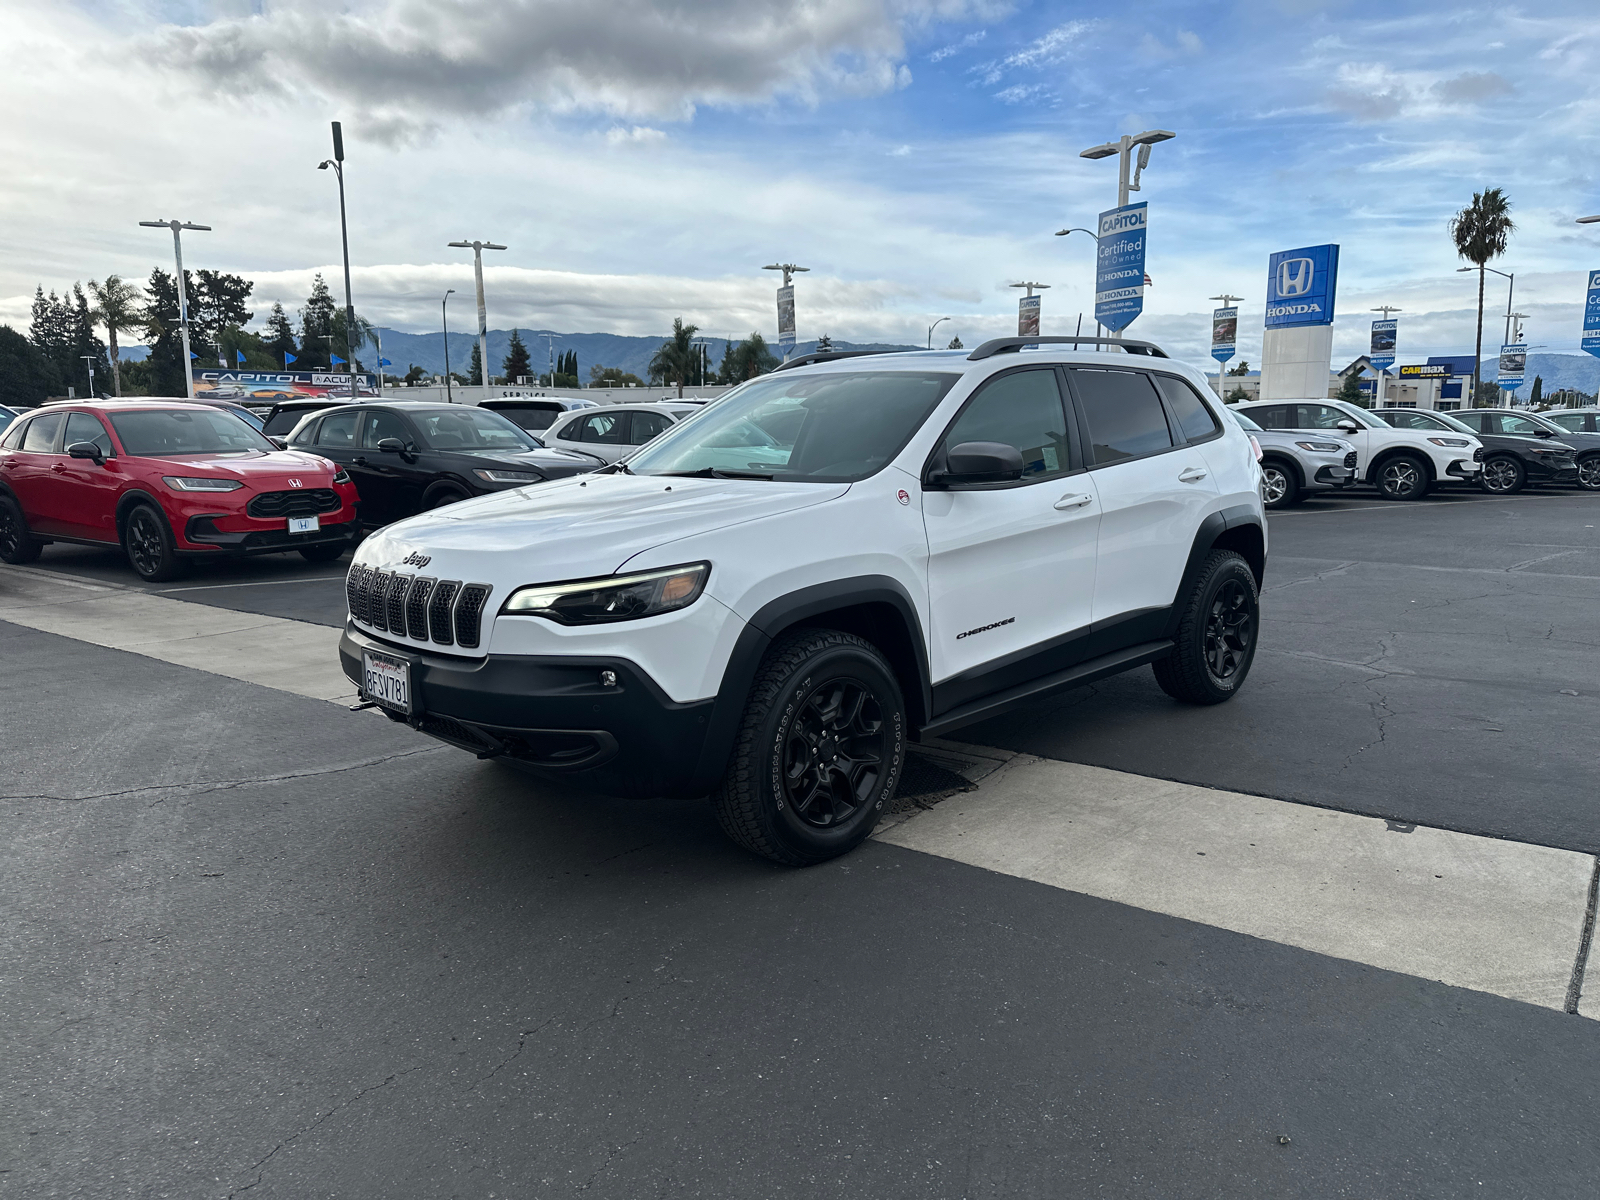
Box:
[918,640,1174,741]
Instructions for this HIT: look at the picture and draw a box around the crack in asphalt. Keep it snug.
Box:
[578,1135,644,1192]
[2,747,442,805]
[226,1066,422,1198]
[465,1016,559,1092]
[1262,560,1358,592]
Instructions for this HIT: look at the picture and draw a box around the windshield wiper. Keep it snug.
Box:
[652,467,774,480]
[598,460,634,475]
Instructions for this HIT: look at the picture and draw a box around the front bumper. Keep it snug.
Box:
[1445,460,1481,478]
[183,514,363,556]
[340,624,715,798]
[1312,465,1356,485]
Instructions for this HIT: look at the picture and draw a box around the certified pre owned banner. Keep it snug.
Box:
[1018,295,1042,337]
[1211,307,1237,364]
[1584,270,1600,359]
[1370,320,1397,371]
[1497,344,1527,389]
[776,285,796,352]
[1094,202,1147,332]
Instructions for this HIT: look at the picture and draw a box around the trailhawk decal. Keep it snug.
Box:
[956,616,1015,641]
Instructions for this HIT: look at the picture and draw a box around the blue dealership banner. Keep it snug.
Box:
[1497,344,1527,389]
[1210,307,1237,364]
[1370,319,1396,371]
[1095,202,1147,332]
[1265,244,1339,328]
[1584,269,1600,358]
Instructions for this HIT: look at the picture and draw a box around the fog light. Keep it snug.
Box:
[599,670,618,687]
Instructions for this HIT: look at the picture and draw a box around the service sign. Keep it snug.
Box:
[1264,244,1339,328]
[1018,295,1042,337]
[1497,343,1527,388]
[1370,319,1397,371]
[1094,202,1147,332]
[776,285,796,351]
[192,369,378,402]
[1211,307,1237,364]
[1584,269,1600,359]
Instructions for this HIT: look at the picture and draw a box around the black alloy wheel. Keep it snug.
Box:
[0,494,43,564]
[1375,454,1429,501]
[713,628,906,865]
[1479,455,1526,495]
[1153,549,1260,705]
[1259,460,1299,508]
[123,504,188,582]
[1576,455,1600,491]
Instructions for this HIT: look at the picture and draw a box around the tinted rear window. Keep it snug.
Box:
[1069,369,1174,464]
[1154,375,1221,442]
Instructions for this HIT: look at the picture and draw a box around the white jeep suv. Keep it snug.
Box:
[1234,398,1482,500]
[340,338,1267,864]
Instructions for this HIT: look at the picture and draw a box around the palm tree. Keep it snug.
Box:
[649,317,699,397]
[85,275,145,397]
[1449,187,1515,404]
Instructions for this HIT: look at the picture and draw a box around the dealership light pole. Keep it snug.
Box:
[763,263,808,360]
[441,289,456,404]
[1079,130,1176,209]
[317,122,359,401]
[1578,215,1600,225]
[450,239,507,400]
[1371,305,1401,405]
[138,219,209,399]
[80,355,97,399]
[1056,226,1104,341]
[1210,293,1244,400]
[927,317,951,349]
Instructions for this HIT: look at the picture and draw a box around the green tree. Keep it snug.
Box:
[329,307,373,370]
[139,268,190,396]
[589,365,643,388]
[717,332,779,383]
[85,275,145,397]
[29,287,74,388]
[298,274,337,367]
[946,335,964,349]
[1227,360,1250,376]
[468,341,482,386]
[217,326,276,371]
[503,329,532,384]
[1337,370,1368,407]
[1449,187,1515,402]
[1529,375,1543,407]
[263,302,298,366]
[649,317,700,397]
[403,364,428,385]
[0,324,63,406]
[1225,385,1250,403]
[815,334,833,352]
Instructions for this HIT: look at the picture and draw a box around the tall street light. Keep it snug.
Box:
[927,317,951,349]
[1009,282,1049,338]
[80,355,97,399]
[1209,293,1244,400]
[138,218,210,399]
[1578,215,1600,225]
[1371,305,1402,406]
[1078,130,1176,209]
[763,263,808,360]
[450,239,507,399]
[317,121,359,401]
[441,289,456,404]
[1056,227,1103,341]
[1460,265,1517,346]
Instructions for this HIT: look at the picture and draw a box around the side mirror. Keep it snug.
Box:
[268,436,288,450]
[1336,421,1361,434]
[940,441,1026,484]
[67,441,104,463]
[1534,428,1553,438]
[376,438,405,453]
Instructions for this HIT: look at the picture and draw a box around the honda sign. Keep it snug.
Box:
[1264,244,1339,328]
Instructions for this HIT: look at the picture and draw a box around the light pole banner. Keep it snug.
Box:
[1094,202,1147,332]
[776,285,796,351]
[1583,270,1600,359]
[1018,295,1042,337]
[1497,343,1527,389]
[1210,307,1237,364]
[1370,320,1397,371]
[191,369,378,401]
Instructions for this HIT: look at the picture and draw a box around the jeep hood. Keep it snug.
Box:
[355,472,849,581]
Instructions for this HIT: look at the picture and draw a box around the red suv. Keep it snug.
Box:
[0,400,361,581]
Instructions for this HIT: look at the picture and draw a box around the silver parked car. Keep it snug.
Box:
[1224,405,1356,508]
[540,402,702,464]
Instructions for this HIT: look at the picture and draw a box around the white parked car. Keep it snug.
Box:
[1234,398,1482,500]
[540,402,702,464]
[339,339,1267,864]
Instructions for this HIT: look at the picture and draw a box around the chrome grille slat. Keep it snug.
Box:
[428,581,460,645]
[405,578,435,640]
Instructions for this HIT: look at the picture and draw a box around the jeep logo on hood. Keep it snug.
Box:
[400,551,432,568]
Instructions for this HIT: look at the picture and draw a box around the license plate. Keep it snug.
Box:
[363,651,412,714]
[288,515,320,534]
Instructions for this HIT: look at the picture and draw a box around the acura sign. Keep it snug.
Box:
[1264,244,1340,328]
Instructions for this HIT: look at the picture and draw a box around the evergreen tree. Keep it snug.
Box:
[1,324,63,406]
[298,274,336,367]
[946,336,964,349]
[263,302,298,366]
[69,284,111,394]
[718,332,778,382]
[717,340,734,383]
[503,329,532,383]
[29,286,74,387]
[1337,371,1367,407]
[469,341,482,386]
[1530,375,1543,407]
[139,268,190,396]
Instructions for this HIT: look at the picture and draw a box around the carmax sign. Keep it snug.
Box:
[1264,244,1339,328]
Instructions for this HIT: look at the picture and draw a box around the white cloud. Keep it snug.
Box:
[977,19,1092,83]
[929,28,986,61]
[606,126,668,146]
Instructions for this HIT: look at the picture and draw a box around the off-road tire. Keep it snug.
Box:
[712,628,906,866]
[1478,454,1526,495]
[122,503,189,582]
[0,493,44,564]
[298,542,347,563]
[1152,550,1259,705]
[1374,453,1430,501]
[1259,458,1301,509]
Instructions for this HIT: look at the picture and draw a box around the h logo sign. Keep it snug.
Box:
[1278,258,1314,297]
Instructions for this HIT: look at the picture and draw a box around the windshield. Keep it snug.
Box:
[109,408,277,456]
[626,370,960,481]
[411,408,537,452]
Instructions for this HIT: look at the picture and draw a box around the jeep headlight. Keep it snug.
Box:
[502,563,709,624]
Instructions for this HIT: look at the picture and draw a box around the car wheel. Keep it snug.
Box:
[426,488,467,510]
[1375,454,1430,501]
[1478,455,1525,495]
[1152,550,1259,705]
[298,542,346,563]
[1576,454,1600,491]
[0,493,44,564]
[1259,459,1300,509]
[712,628,906,866]
[122,503,189,582]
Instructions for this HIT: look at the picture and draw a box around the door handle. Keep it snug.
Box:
[355,456,368,466]
[1054,492,1094,510]
[51,463,67,473]
[1178,467,1208,483]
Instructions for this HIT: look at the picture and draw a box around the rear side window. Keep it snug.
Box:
[1450,411,1489,434]
[362,410,410,448]
[629,411,673,443]
[21,412,64,452]
[1247,405,1291,428]
[939,368,1070,480]
[1379,410,1437,431]
[576,412,627,444]
[1295,404,1349,429]
[64,412,113,454]
[319,411,359,446]
[1070,369,1173,465]
[1154,375,1221,442]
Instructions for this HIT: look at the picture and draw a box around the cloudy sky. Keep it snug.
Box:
[3,0,1598,367]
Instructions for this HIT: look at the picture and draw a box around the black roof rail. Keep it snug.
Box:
[967,336,1168,361]
[772,350,903,373]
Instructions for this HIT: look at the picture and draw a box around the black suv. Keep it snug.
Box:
[1448,409,1600,491]
[287,401,601,524]
[1373,408,1579,494]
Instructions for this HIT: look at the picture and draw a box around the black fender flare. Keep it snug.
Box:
[686,575,932,795]
[1164,505,1265,640]
[114,488,170,539]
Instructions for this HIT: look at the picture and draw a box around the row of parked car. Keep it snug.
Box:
[1227,399,1600,506]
